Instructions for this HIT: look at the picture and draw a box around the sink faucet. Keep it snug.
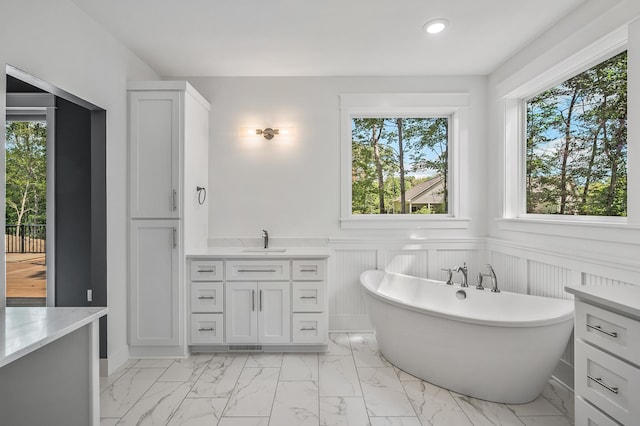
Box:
[455,262,468,287]
[485,264,499,293]
[262,229,269,249]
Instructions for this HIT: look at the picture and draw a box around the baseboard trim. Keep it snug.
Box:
[103,344,130,377]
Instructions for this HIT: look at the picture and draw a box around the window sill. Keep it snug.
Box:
[340,215,471,230]
[496,217,640,245]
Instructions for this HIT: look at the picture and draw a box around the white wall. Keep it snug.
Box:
[185,76,488,241]
[0,0,159,373]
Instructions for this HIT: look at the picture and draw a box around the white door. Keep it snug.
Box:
[225,282,258,344]
[258,282,290,344]
[130,220,180,346]
[129,91,180,219]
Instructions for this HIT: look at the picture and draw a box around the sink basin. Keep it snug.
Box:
[241,248,287,253]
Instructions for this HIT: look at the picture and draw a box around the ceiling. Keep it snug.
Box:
[71,0,589,77]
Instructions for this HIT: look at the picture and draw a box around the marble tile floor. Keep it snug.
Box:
[101,333,575,425]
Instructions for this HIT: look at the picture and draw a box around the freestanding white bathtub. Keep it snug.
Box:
[360,270,574,404]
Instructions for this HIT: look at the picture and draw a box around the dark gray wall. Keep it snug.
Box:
[55,97,92,307]
[54,98,107,358]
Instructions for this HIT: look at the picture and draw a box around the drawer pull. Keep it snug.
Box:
[300,296,317,299]
[197,269,215,273]
[197,296,215,300]
[587,375,619,394]
[300,327,317,331]
[587,323,618,338]
[198,327,216,332]
[237,269,277,273]
[300,269,317,272]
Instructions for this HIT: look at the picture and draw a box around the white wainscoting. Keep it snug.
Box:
[327,239,486,331]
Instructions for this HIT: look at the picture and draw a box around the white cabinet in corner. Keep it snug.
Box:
[128,81,210,357]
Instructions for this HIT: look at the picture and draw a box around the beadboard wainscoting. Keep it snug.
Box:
[327,239,486,331]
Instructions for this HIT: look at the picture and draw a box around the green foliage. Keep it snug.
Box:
[5,121,47,227]
[526,51,627,217]
[351,117,448,215]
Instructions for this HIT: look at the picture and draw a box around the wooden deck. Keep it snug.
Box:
[6,253,46,299]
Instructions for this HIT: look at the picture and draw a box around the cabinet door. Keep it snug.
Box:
[129,90,180,218]
[130,220,180,346]
[225,282,258,344]
[258,282,291,344]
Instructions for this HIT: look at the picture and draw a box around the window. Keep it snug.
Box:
[340,93,470,229]
[525,51,627,217]
[351,117,448,215]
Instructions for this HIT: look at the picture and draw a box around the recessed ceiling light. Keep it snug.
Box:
[423,18,448,34]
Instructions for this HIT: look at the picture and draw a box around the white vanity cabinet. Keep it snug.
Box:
[565,285,640,426]
[187,249,329,351]
[128,81,210,356]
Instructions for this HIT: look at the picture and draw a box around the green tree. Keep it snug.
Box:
[5,121,47,236]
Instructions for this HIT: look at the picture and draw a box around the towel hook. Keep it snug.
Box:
[196,186,207,205]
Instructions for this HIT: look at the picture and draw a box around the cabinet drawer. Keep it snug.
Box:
[190,282,224,313]
[292,260,325,281]
[190,314,224,344]
[575,396,621,426]
[575,340,640,425]
[226,260,290,281]
[190,260,223,281]
[576,301,640,366]
[292,313,327,344]
[292,283,325,313]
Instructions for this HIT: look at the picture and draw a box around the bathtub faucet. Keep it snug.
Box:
[441,268,454,285]
[485,264,500,293]
[475,272,485,290]
[455,263,468,287]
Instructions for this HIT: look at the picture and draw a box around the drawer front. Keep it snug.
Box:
[575,397,621,426]
[292,260,325,281]
[190,260,224,281]
[190,282,224,313]
[576,301,640,366]
[190,314,224,344]
[575,340,640,425]
[292,313,327,344]
[292,282,325,313]
[226,260,290,281]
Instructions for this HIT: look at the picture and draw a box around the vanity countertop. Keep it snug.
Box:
[0,307,108,368]
[187,246,331,259]
[565,285,640,319]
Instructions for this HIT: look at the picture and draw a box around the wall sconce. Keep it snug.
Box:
[240,127,294,140]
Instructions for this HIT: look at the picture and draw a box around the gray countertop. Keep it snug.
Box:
[565,285,640,319]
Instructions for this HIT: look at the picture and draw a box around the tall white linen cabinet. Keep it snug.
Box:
[128,81,210,357]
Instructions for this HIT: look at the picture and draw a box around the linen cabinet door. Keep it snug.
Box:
[129,90,180,219]
[130,220,180,346]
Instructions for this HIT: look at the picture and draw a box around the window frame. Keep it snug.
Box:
[339,93,471,230]
[501,38,629,227]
